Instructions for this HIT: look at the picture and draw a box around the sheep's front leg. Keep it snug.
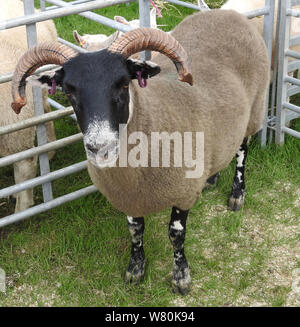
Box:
[228,137,248,211]
[13,157,37,213]
[169,207,191,295]
[125,216,146,284]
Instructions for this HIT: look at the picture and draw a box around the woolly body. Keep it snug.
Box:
[88,10,269,217]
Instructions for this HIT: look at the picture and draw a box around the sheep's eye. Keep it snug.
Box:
[115,76,129,90]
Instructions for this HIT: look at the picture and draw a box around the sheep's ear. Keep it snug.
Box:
[26,68,64,91]
[126,59,161,81]
[73,30,83,45]
[114,16,129,25]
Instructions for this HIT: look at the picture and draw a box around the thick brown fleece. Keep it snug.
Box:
[88,10,269,217]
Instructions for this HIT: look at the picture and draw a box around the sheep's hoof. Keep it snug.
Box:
[228,191,245,211]
[171,266,191,296]
[124,259,146,285]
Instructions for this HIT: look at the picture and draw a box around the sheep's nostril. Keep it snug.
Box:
[86,143,98,154]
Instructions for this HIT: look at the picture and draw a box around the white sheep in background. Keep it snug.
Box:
[73,8,159,52]
[0,0,57,213]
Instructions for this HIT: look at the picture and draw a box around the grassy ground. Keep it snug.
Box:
[0,0,299,306]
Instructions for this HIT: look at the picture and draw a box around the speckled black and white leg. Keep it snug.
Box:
[169,207,191,295]
[229,137,248,211]
[124,216,146,284]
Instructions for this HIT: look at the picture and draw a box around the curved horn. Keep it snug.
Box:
[11,42,77,114]
[108,28,193,86]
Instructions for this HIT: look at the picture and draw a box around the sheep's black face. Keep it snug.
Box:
[63,51,131,135]
[62,51,131,166]
[28,49,160,167]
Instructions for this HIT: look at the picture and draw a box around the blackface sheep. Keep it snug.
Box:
[11,10,269,294]
[0,0,57,213]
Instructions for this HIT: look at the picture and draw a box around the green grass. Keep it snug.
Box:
[0,0,300,307]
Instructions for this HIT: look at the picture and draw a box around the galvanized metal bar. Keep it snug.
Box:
[24,0,53,202]
[0,186,98,228]
[269,0,281,144]
[276,0,291,144]
[287,84,300,97]
[47,98,77,120]
[41,0,135,33]
[244,7,270,19]
[0,0,136,31]
[286,110,300,122]
[45,0,92,10]
[259,0,275,147]
[164,0,201,11]
[285,49,300,59]
[284,75,300,86]
[289,35,300,47]
[287,60,300,72]
[0,106,73,136]
[282,126,300,138]
[0,161,88,198]
[40,0,46,11]
[0,133,83,168]
[283,101,300,114]
[139,0,151,61]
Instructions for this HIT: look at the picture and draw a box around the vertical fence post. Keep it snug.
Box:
[259,0,275,147]
[23,0,53,202]
[275,0,291,144]
[269,0,282,144]
[40,0,46,11]
[139,0,151,61]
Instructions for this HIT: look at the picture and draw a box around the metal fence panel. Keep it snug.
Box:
[0,0,138,227]
[275,0,300,144]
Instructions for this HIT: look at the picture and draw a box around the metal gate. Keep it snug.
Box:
[271,0,300,144]
[0,0,276,228]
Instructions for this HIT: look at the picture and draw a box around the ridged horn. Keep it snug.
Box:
[11,42,77,114]
[108,27,193,86]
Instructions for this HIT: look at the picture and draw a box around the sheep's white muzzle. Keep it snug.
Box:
[84,121,119,168]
